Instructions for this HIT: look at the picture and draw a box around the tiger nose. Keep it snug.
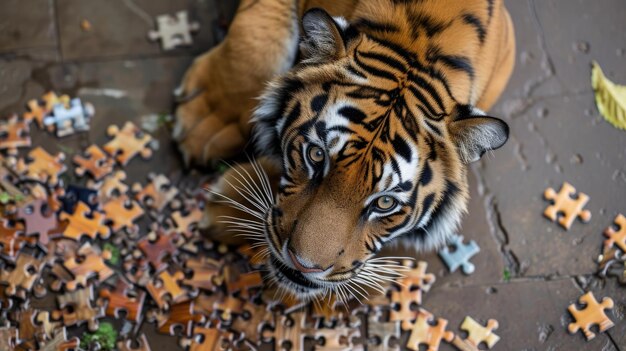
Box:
[288,250,324,273]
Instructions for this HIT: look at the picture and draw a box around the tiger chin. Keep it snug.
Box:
[175,0,515,303]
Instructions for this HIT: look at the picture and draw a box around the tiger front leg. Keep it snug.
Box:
[173,0,300,167]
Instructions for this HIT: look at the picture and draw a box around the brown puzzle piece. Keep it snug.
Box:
[73,144,115,181]
[567,292,614,340]
[183,257,222,292]
[451,316,500,350]
[313,326,363,350]
[224,267,263,299]
[261,311,309,351]
[0,114,31,155]
[117,333,152,351]
[368,312,401,351]
[543,182,592,230]
[17,198,61,246]
[98,278,146,323]
[102,194,144,233]
[0,219,27,260]
[604,214,626,252]
[103,122,154,165]
[406,309,453,351]
[232,301,273,342]
[59,201,110,241]
[57,243,114,291]
[151,301,206,336]
[52,285,104,331]
[0,324,19,351]
[138,229,179,271]
[133,173,180,212]
[15,147,66,184]
[0,253,47,298]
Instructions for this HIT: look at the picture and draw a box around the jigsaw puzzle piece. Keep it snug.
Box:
[59,201,110,241]
[73,144,114,181]
[406,309,454,351]
[52,285,104,331]
[543,182,592,230]
[148,11,200,50]
[604,214,626,252]
[117,333,152,351]
[567,292,614,340]
[98,278,146,323]
[104,122,154,165]
[15,147,66,185]
[102,194,144,234]
[450,316,500,350]
[44,97,94,137]
[132,173,180,212]
[0,114,31,155]
[439,235,480,275]
[367,312,401,351]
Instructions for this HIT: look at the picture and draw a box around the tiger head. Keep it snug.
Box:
[251,9,509,299]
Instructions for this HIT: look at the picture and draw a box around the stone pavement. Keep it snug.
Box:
[0,0,625,350]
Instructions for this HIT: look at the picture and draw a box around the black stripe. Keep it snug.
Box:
[462,13,487,44]
[408,86,440,118]
[391,136,412,162]
[353,51,397,81]
[409,72,446,114]
[338,106,367,124]
[436,54,475,81]
[310,94,328,113]
[419,161,432,186]
[353,18,400,33]
[415,193,435,226]
[357,51,408,73]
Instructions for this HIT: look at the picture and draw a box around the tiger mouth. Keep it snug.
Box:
[269,255,324,291]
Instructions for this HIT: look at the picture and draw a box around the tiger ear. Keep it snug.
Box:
[301,8,347,62]
[449,106,509,163]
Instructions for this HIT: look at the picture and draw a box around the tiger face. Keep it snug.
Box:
[252,9,509,299]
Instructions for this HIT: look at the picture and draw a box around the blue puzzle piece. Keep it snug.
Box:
[438,234,480,275]
[61,185,98,214]
[44,98,94,137]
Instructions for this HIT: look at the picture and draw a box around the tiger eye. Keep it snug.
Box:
[308,146,325,163]
[376,196,396,211]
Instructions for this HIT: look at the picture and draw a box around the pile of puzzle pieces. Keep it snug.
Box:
[541,182,622,341]
[0,91,507,350]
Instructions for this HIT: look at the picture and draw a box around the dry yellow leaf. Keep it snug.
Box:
[591,61,626,131]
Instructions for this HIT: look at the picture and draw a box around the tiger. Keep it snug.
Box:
[173,0,515,301]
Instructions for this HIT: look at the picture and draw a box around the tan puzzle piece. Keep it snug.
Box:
[261,311,309,351]
[0,114,31,155]
[313,326,363,351]
[103,122,153,165]
[406,309,454,351]
[39,328,80,351]
[73,144,115,180]
[16,147,66,185]
[52,285,104,331]
[61,243,114,290]
[451,316,500,350]
[604,214,626,252]
[117,334,152,351]
[391,261,435,330]
[543,182,592,230]
[368,312,401,351]
[568,292,614,340]
[133,173,179,212]
[60,201,110,241]
[23,92,70,127]
[0,253,47,298]
[102,194,144,233]
[88,170,129,201]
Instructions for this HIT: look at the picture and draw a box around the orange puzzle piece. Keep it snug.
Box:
[59,202,110,241]
[0,114,31,155]
[568,292,614,341]
[543,182,591,230]
[406,309,454,351]
[390,261,436,330]
[451,316,500,350]
[104,122,154,165]
[604,214,626,252]
[73,144,115,181]
[15,147,66,185]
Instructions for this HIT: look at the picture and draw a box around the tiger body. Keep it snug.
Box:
[175,0,515,300]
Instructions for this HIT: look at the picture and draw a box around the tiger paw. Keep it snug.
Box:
[173,48,255,168]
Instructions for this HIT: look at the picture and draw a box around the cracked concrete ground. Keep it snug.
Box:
[1,0,625,349]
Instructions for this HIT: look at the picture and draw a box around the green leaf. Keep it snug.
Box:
[80,322,117,350]
[502,269,511,282]
[0,192,11,204]
[103,243,120,266]
[592,61,626,131]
